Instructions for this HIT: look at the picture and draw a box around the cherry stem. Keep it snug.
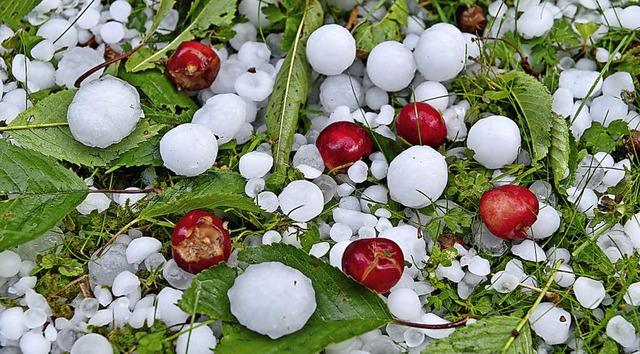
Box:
[74,42,144,88]
[393,317,469,329]
[472,36,540,78]
[88,187,160,194]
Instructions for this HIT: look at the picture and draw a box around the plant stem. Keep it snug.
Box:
[74,43,144,88]
[46,274,88,299]
[0,122,69,132]
[393,317,468,330]
[89,187,160,194]
[500,261,562,353]
[96,217,141,257]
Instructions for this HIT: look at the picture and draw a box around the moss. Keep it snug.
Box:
[34,272,79,319]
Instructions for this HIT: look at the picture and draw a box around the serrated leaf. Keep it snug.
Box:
[0,0,39,28]
[424,316,534,354]
[0,139,88,251]
[502,71,553,163]
[550,113,570,186]
[107,135,163,171]
[180,244,393,354]
[7,90,165,167]
[354,0,408,54]
[265,0,323,190]
[129,0,236,72]
[140,170,261,218]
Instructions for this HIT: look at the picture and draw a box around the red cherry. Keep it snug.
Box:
[396,102,447,148]
[166,41,221,91]
[316,121,373,173]
[479,185,539,240]
[342,238,404,293]
[171,210,231,274]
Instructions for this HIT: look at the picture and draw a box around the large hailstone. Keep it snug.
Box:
[278,180,324,222]
[366,41,416,92]
[306,24,356,76]
[67,75,142,148]
[387,146,448,208]
[228,262,316,339]
[192,93,246,145]
[159,123,218,177]
[466,115,521,169]
[414,23,466,82]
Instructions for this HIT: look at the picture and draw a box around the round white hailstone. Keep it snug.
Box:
[511,239,547,262]
[257,191,279,213]
[590,95,628,127]
[529,303,571,345]
[55,46,105,88]
[0,307,27,340]
[309,242,330,258]
[306,24,356,76]
[229,22,258,51]
[228,262,317,339]
[3,88,32,111]
[558,69,603,99]
[468,256,491,276]
[20,330,51,354]
[573,277,605,308]
[278,180,324,222]
[553,263,575,287]
[387,288,422,320]
[31,40,55,61]
[192,93,246,145]
[12,54,28,82]
[126,237,162,265]
[67,75,141,148]
[411,81,449,112]
[112,270,140,296]
[70,333,113,354]
[239,151,273,179]
[414,23,466,82]
[237,41,271,67]
[262,230,282,245]
[159,123,218,177]
[176,322,217,354]
[27,60,56,93]
[606,315,636,347]
[516,5,554,39]
[528,203,561,239]
[0,250,22,277]
[379,225,427,276]
[366,41,416,92]
[467,115,521,169]
[366,86,389,110]
[100,21,125,44]
[624,282,640,306]
[110,0,132,22]
[238,0,276,27]
[387,146,448,208]
[620,6,640,30]
[156,287,189,327]
[319,74,364,113]
[348,160,368,184]
[330,223,352,242]
[76,8,100,29]
[36,18,78,49]
[329,240,352,267]
[602,72,634,98]
[235,70,274,102]
[436,260,465,283]
[595,47,610,63]
[552,87,574,118]
[624,212,640,249]
[360,185,388,214]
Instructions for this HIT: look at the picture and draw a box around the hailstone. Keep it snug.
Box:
[192,93,246,145]
[366,41,416,92]
[228,262,316,339]
[466,115,521,169]
[67,75,142,148]
[159,123,218,177]
[306,25,356,76]
[387,146,448,208]
[414,23,466,82]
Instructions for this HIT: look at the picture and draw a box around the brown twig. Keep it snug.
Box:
[74,43,144,88]
[393,317,469,329]
[345,5,359,30]
[46,274,88,299]
[88,187,160,194]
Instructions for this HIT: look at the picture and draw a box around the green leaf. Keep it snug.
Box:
[265,0,323,189]
[0,0,39,27]
[354,0,408,54]
[574,22,599,42]
[180,244,393,354]
[129,0,236,72]
[550,113,570,186]
[144,0,176,40]
[425,316,534,354]
[0,139,88,251]
[7,90,165,167]
[140,170,261,218]
[581,121,628,154]
[502,71,553,163]
[107,135,164,171]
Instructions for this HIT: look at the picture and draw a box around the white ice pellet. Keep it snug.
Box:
[566,187,598,216]
[624,282,640,306]
[111,271,140,296]
[228,262,316,339]
[292,145,324,179]
[70,333,112,354]
[162,259,194,290]
[144,252,166,271]
[193,93,246,145]
[0,250,22,278]
[262,230,282,245]
[245,178,265,198]
[76,190,110,213]
[489,271,519,293]
[529,303,571,345]
[235,70,274,102]
[55,46,105,88]
[210,59,247,94]
[603,160,629,187]
[552,263,575,287]
[606,315,636,347]
[309,242,330,258]
[306,24,356,76]
[239,151,273,179]
[36,18,78,49]
[365,86,389,110]
[76,8,100,29]
[559,69,603,99]
[387,146,447,208]
[360,185,388,214]
[159,123,218,177]
[100,21,125,44]
[257,191,279,212]
[467,115,521,169]
[511,240,546,262]
[602,72,634,98]
[590,95,628,127]
[20,330,51,354]
[414,23,465,82]
[112,187,146,209]
[30,40,54,62]
[366,41,416,92]
[0,307,28,340]
[330,240,352,268]
[420,313,455,339]
[528,203,561,239]
[156,287,189,327]
[23,308,47,329]
[176,322,217,354]
[347,160,368,184]
[238,0,275,27]
[552,87,574,118]
[237,41,271,67]
[8,276,37,296]
[379,225,427,277]
[620,6,640,30]
[387,288,422,320]
[110,0,132,22]
[319,75,364,113]
[278,180,324,222]
[467,256,491,276]
[569,102,592,140]
[625,213,640,249]
[330,223,353,242]
[370,160,388,180]
[436,260,465,283]
[574,277,605,308]
[517,5,554,39]
[412,81,449,112]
